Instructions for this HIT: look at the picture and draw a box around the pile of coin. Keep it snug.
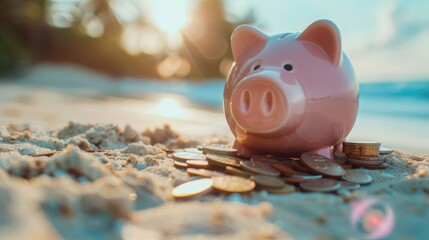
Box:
[342,141,394,170]
[168,145,379,199]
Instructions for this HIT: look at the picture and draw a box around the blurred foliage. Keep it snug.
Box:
[0,0,253,80]
[0,30,27,75]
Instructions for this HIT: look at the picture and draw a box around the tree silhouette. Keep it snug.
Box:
[0,0,254,79]
[180,0,235,79]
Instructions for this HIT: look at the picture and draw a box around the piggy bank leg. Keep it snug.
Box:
[333,143,343,153]
[233,140,263,158]
[313,146,334,160]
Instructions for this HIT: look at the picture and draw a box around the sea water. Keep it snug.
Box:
[5,64,428,153]
[116,79,429,153]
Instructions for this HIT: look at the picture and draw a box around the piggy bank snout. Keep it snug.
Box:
[230,76,299,135]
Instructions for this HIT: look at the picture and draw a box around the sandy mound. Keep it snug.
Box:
[0,122,428,239]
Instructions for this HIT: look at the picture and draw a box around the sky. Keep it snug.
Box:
[223,0,429,82]
[51,0,429,82]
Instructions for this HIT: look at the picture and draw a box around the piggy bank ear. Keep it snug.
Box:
[231,25,268,61]
[298,20,342,66]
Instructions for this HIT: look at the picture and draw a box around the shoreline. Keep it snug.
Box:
[1,83,426,154]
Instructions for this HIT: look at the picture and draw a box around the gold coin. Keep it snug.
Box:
[292,171,322,180]
[163,148,184,154]
[379,146,394,155]
[184,148,203,154]
[240,160,281,177]
[186,160,209,168]
[202,145,237,156]
[265,184,296,194]
[300,152,345,177]
[172,152,205,162]
[283,177,306,184]
[251,175,285,188]
[338,163,353,169]
[334,152,347,161]
[205,154,241,168]
[251,156,284,165]
[271,163,295,177]
[212,176,255,193]
[346,157,384,166]
[339,180,360,190]
[353,162,388,170]
[174,161,188,169]
[84,149,107,153]
[342,141,381,156]
[290,161,313,173]
[29,151,56,157]
[171,178,213,198]
[225,166,252,178]
[341,170,373,184]
[186,168,225,178]
[300,179,341,192]
[346,154,385,161]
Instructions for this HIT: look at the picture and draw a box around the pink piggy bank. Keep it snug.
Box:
[224,20,358,160]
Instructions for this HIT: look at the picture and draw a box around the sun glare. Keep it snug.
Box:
[149,0,193,35]
[155,97,186,118]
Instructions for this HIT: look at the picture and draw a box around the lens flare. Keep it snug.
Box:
[149,0,192,35]
[350,198,395,239]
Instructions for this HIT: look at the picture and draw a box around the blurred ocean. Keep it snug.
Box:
[1,65,428,153]
[113,78,429,153]
[118,79,429,112]
[355,81,429,153]
[359,81,429,119]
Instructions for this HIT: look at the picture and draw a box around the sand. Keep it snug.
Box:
[0,122,428,239]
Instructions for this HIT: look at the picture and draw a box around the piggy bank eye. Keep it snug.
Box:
[283,64,293,71]
[253,64,261,71]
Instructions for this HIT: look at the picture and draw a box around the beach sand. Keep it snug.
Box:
[0,121,428,239]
